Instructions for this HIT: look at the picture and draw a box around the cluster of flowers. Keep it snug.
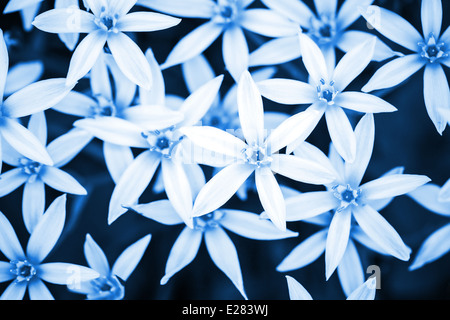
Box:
[0,0,448,300]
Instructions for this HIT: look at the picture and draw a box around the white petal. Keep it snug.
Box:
[255,167,286,231]
[3,78,74,118]
[181,54,215,94]
[346,277,377,300]
[83,0,107,16]
[336,0,374,31]
[32,8,97,33]
[257,78,316,105]
[112,234,151,281]
[337,239,365,298]
[361,174,431,200]
[107,32,152,90]
[83,234,110,276]
[40,166,87,195]
[137,0,216,18]
[239,9,299,37]
[222,25,248,82]
[52,91,97,117]
[204,227,247,299]
[421,0,442,39]
[0,281,27,300]
[423,64,450,134]
[107,0,137,16]
[130,199,184,225]
[248,35,302,67]
[108,150,161,224]
[0,168,28,197]
[439,179,450,202]
[284,191,339,222]
[336,91,397,113]
[4,60,44,96]
[325,207,352,280]
[260,0,314,25]
[139,49,165,105]
[409,223,450,270]
[160,227,202,285]
[362,54,425,92]
[192,163,254,217]
[47,128,93,168]
[0,210,25,261]
[237,71,265,145]
[360,5,423,51]
[299,33,328,85]
[27,194,66,263]
[276,229,327,272]
[0,29,9,100]
[28,278,53,300]
[325,106,356,163]
[285,275,313,300]
[219,209,298,240]
[4,0,43,13]
[22,179,45,234]
[407,183,450,216]
[66,30,107,86]
[161,21,223,69]
[116,12,180,32]
[103,142,133,184]
[122,105,184,131]
[314,0,337,17]
[38,262,99,285]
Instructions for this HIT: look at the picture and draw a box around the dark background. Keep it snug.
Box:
[0,0,449,300]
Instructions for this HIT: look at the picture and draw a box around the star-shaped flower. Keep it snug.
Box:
[180,71,338,231]
[360,0,450,134]
[257,33,397,162]
[32,0,182,88]
[138,0,299,81]
[0,194,99,300]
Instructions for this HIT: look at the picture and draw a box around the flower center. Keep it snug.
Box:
[193,211,224,231]
[243,144,272,168]
[92,96,117,117]
[89,276,124,300]
[10,260,37,282]
[317,79,338,105]
[332,184,362,212]
[95,7,119,32]
[19,158,42,176]
[419,34,447,63]
[214,0,239,24]
[142,129,179,158]
[309,15,337,45]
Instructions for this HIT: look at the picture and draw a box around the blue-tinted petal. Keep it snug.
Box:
[112,234,151,281]
[83,234,110,276]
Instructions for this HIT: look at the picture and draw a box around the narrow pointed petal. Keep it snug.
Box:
[344,113,374,187]
[423,64,450,134]
[299,32,328,84]
[0,168,28,197]
[66,30,107,87]
[161,21,223,69]
[270,154,337,185]
[367,166,405,211]
[361,174,431,200]
[27,194,66,263]
[362,54,425,92]
[27,112,47,146]
[112,234,151,281]
[260,0,314,25]
[32,8,97,33]
[80,0,107,17]
[222,25,248,82]
[137,0,216,18]
[336,0,374,31]
[40,166,87,195]
[3,78,74,118]
[335,91,397,113]
[237,71,265,145]
[314,0,337,17]
[38,262,100,285]
[107,0,137,16]
[192,163,254,217]
[47,128,93,168]
[103,142,133,184]
[73,117,149,148]
[325,106,356,163]
[0,29,9,100]
[122,105,184,131]
[347,277,377,300]
[52,91,97,117]
[325,207,352,280]
[4,0,43,13]
[285,276,313,300]
[352,205,411,260]
[179,126,247,160]
[181,54,215,94]
[407,183,450,216]
[28,279,53,300]
[332,37,376,92]
[162,158,194,228]
[83,234,110,276]
[219,209,298,240]
[239,9,299,38]
[205,227,247,300]
[161,227,202,285]
[284,191,339,222]
[360,5,423,51]
[5,60,43,96]
[130,199,184,225]
[293,141,338,176]
[108,150,161,224]
[178,75,224,127]
[277,229,327,272]
[0,281,27,300]
[22,179,45,234]
[409,223,450,270]
[439,179,450,202]
[1,118,53,166]
[140,48,165,105]
[257,79,316,105]
[255,167,286,231]
[107,32,152,90]
[337,240,365,297]
[421,0,442,39]
[0,210,25,261]
[116,12,181,32]
[265,104,324,154]
[249,36,301,67]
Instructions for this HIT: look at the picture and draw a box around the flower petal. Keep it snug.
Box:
[361,174,431,200]
[439,179,450,202]
[407,183,450,216]
[112,234,151,281]
[47,128,93,168]
[108,150,161,224]
[32,8,97,33]
[335,91,397,113]
[239,9,299,37]
[204,226,247,300]
[103,142,133,184]
[160,227,202,285]
[284,191,339,222]
[257,78,316,105]
[116,12,181,32]
[0,29,9,100]
[260,0,314,25]
[299,32,328,84]
[137,0,216,18]
[52,91,97,117]
[421,0,442,39]
[40,166,87,195]
[38,262,99,285]
[192,163,254,217]
[222,25,248,82]
[122,105,184,131]
[0,281,27,300]
[352,204,411,261]
[336,0,374,31]
[0,168,28,197]
[27,194,67,263]
[28,278,53,300]
[346,277,377,300]
[0,210,25,261]
[4,60,44,96]
[22,179,45,234]
[337,240,365,298]
[314,0,337,17]
[325,106,356,163]
[285,276,313,300]
[248,35,302,67]
[130,199,184,225]
[83,234,110,276]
